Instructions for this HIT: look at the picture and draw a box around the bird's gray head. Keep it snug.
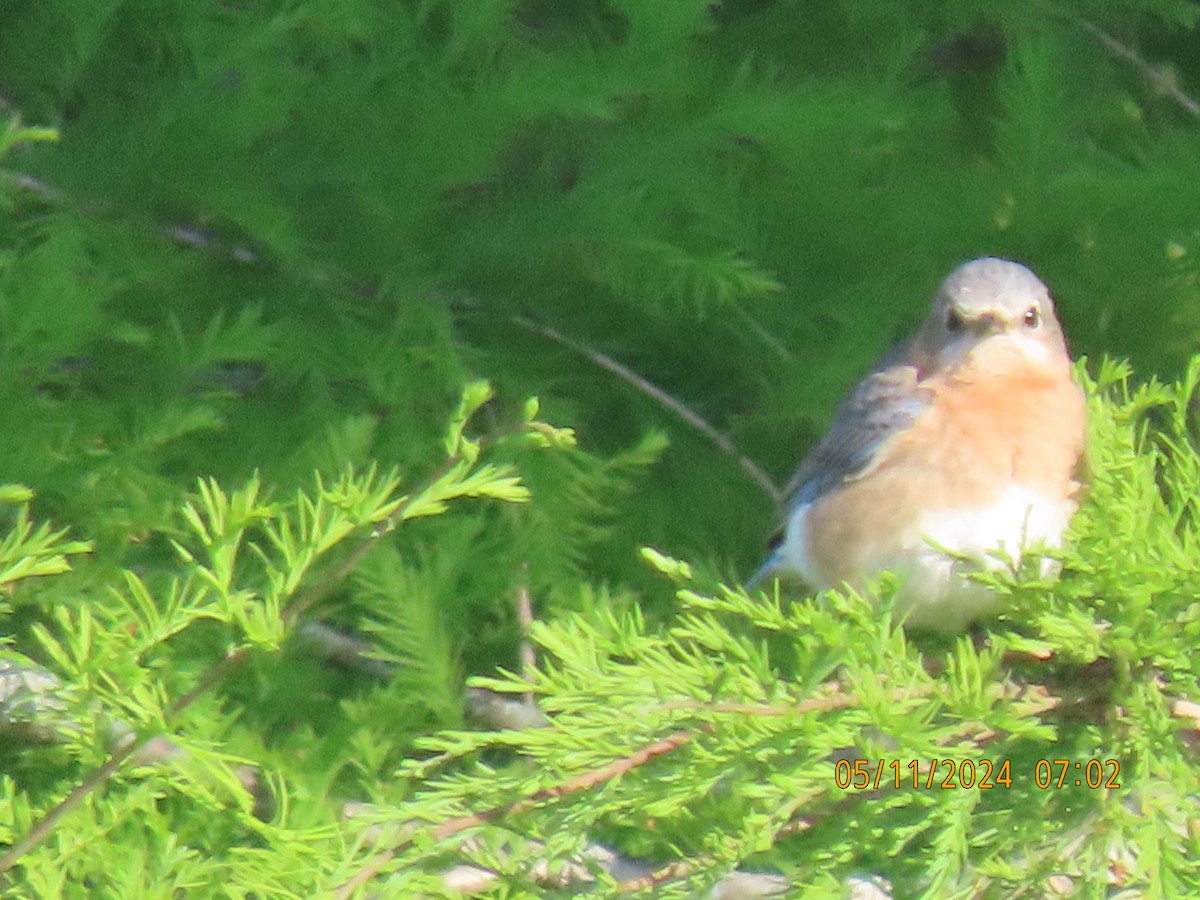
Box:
[914,257,1068,371]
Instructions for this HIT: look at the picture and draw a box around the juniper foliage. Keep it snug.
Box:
[0,1,1198,896]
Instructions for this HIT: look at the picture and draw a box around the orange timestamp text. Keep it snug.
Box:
[833,758,1121,791]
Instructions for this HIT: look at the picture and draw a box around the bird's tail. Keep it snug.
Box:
[745,551,780,590]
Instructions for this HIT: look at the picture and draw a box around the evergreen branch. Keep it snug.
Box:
[0,737,138,881]
[0,579,349,876]
[334,730,696,899]
[0,436,506,878]
[10,150,770,516]
[1073,17,1200,118]
[357,682,1062,896]
[8,152,783,515]
[0,643,251,881]
[284,454,467,625]
[510,314,783,508]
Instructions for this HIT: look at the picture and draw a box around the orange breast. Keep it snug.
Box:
[804,344,1086,587]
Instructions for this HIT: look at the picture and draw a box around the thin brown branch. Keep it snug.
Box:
[729,302,794,364]
[1074,18,1200,118]
[0,645,252,879]
[0,745,133,879]
[510,314,783,508]
[618,859,710,893]
[337,678,1067,896]
[333,730,695,899]
[515,566,536,707]
[1172,698,1200,727]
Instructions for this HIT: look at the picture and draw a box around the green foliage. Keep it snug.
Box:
[0,0,1199,896]
[0,383,575,893]
[0,362,1197,894]
[3,0,1200,567]
[385,360,1200,896]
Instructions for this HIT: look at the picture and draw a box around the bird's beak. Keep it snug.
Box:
[968,311,1003,336]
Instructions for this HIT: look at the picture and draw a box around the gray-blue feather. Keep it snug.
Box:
[783,355,932,510]
[751,343,934,585]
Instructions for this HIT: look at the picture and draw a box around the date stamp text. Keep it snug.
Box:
[833,758,1121,790]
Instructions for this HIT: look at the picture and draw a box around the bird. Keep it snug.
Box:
[753,258,1087,632]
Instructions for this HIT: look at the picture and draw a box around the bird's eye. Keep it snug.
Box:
[1023,307,1041,328]
[945,309,963,332]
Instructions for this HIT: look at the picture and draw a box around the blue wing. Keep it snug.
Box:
[783,356,932,508]
[750,343,934,585]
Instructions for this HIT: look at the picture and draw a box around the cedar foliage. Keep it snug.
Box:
[0,1,1199,896]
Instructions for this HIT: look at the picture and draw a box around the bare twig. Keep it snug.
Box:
[729,301,795,364]
[295,621,396,679]
[510,313,783,508]
[515,569,537,707]
[1172,698,1200,727]
[1073,18,1200,118]
[618,854,796,896]
[4,172,63,201]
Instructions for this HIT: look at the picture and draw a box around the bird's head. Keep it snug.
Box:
[915,257,1069,373]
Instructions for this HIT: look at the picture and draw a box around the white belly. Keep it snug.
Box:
[896,484,1075,631]
[776,484,1075,632]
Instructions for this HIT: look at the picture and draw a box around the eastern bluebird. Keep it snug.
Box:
[754,258,1087,632]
